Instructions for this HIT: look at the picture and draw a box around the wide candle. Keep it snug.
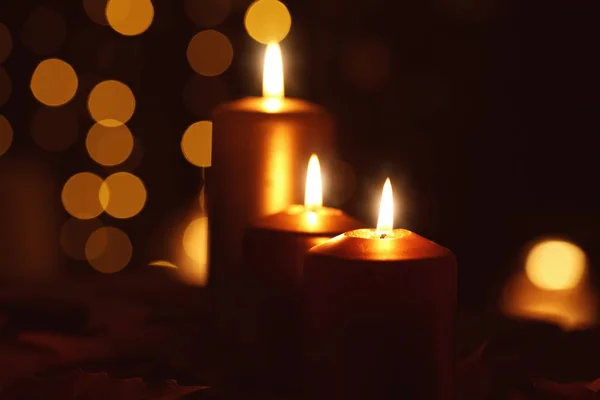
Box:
[243,154,363,392]
[208,43,335,289]
[304,179,457,400]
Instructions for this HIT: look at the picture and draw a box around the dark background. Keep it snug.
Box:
[0,0,599,308]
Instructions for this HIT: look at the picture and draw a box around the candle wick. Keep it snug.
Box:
[380,233,387,239]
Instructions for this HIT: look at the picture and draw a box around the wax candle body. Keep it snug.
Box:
[304,229,457,400]
[208,97,334,288]
[243,205,363,392]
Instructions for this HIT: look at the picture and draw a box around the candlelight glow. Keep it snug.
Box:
[376,178,394,234]
[262,43,284,111]
[305,154,323,211]
[525,240,587,291]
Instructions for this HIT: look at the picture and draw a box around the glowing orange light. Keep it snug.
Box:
[376,178,393,234]
[182,216,210,287]
[244,0,291,44]
[304,154,322,211]
[262,42,284,112]
[525,240,587,291]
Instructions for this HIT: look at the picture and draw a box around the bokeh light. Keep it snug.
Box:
[86,122,134,166]
[83,0,109,25]
[100,172,146,219]
[88,80,135,126]
[0,66,11,107]
[184,0,231,27]
[525,239,587,291]
[22,7,67,56]
[106,0,155,36]
[0,115,12,157]
[30,59,78,107]
[0,23,12,63]
[149,260,178,269]
[85,226,132,273]
[62,172,105,220]
[30,106,79,151]
[187,30,233,77]
[244,0,291,44]
[182,216,209,286]
[181,121,212,167]
[60,217,103,260]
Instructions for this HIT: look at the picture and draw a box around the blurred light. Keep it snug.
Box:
[264,123,292,212]
[106,0,154,36]
[0,66,11,107]
[100,172,147,219]
[304,154,322,210]
[83,0,109,25]
[376,178,394,234]
[22,7,67,56]
[525,240,587,291]
[88,80,135,126]
[244,0,291,44]
[343,38,390,91]
[0,23,12,63]
[30,106,79,151]
[86,122,134,166]
[184,0,231,27]
[62,172,105,220]
[181,121,212,167]
[149,260,178,269]
[0,115,12,157]
[182,74,229,117]
[60,217,103,260]
[187,30,233,77]
[30,59,78,107]
[181,216,209,286]
[85,226,132,273]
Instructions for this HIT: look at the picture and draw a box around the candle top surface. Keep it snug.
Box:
[307,228,453,262]
[249,205,364,235]
[214,96,327,116]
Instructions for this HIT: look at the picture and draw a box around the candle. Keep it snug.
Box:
[243,154,363,392]
[208,43,335,290]
[304,179,457,400]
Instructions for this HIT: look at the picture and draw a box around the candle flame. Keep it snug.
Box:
[304,154,323,211]
[376,178,393,234]
[263,42,284,111]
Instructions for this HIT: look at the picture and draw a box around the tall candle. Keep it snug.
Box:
[304,179,457,400]
[208,43,335,291]
[243,155,363,392]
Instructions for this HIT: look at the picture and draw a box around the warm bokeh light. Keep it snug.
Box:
[83,0,109,25]
[182,216,209,286]
[0,66,12,107]
[244,0,291,44]
[106,0,154,36]
[22,7,67,56]
[0,23,12,63]
[187,30,233,77]
[525,239,587,291]
[376,178,394,234]
[62,172,105,220]
[305,154,323,210]
[181,121,212,167]
[0,115,12,157]
[30,106,79,151]
[100,172,147,219]
[60,217,103,260]
[86,122,134,166]
[30,59,78,107]
[184,0,231,27]
[85,226,132,273]
[149,260,178,269]
[88,80,135,126]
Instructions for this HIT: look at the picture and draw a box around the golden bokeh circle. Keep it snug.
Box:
[83,0,109,26]
[30,106,79,151]
[62,172,105,220]
[106,0,155,36]
[86,122,134,166]
[244,0,291,44]
[85,226,132,273]
[30,59,78,107]
[187,30,233,77]
[22,7,67,56]
[184,0,231,27]
[100,172,146,219]
[0,115,13,157]
[60,217,103,260]
[183,216,209,264]
[88,80,135,126]
[181,121,212,167]
[0,66,11,107]
[525,239,587,291]
[0,23,12,63]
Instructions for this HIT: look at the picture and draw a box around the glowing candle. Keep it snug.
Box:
[304,178,457,400]
[243,154,363,392]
